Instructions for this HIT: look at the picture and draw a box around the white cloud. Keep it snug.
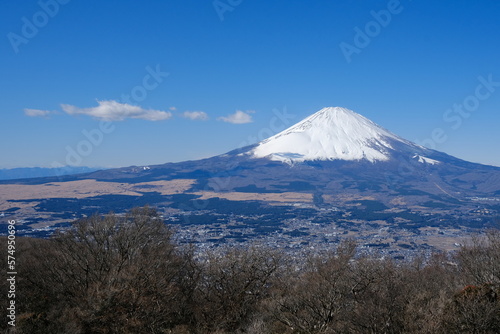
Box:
[169,106,177,111]
[24,108,53,117]
[218,110,254,124]
[182,111,209,121]
[61,100,172,121]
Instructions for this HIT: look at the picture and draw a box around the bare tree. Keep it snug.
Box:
[17,206,193,333]
[441,283,500,333]
[457,230,500,285]
[268,240,358,333]
[441,230,500,333]
[192,245,281,333]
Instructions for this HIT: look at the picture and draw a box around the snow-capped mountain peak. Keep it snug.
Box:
[251,107,417,163]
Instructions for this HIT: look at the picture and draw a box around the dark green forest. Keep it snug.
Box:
[1,206,499,333]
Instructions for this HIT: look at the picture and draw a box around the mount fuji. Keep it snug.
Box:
[2,106,500,235]
[43,106,499,202]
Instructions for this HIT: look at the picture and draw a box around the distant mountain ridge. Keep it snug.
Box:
[0,166,102,180]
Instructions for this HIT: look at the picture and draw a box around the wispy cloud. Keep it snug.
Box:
[182,111,209,121]
[61,100,172,121]
[218,110,254,124]
[24,108,54,118]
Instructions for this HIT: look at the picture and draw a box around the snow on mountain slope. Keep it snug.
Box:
[413,154,440,165]
[252,107,422,163]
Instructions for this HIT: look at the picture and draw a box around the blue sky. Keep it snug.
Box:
[1,0,500,169]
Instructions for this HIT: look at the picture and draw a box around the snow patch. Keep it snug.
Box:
[413,154,440,165]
